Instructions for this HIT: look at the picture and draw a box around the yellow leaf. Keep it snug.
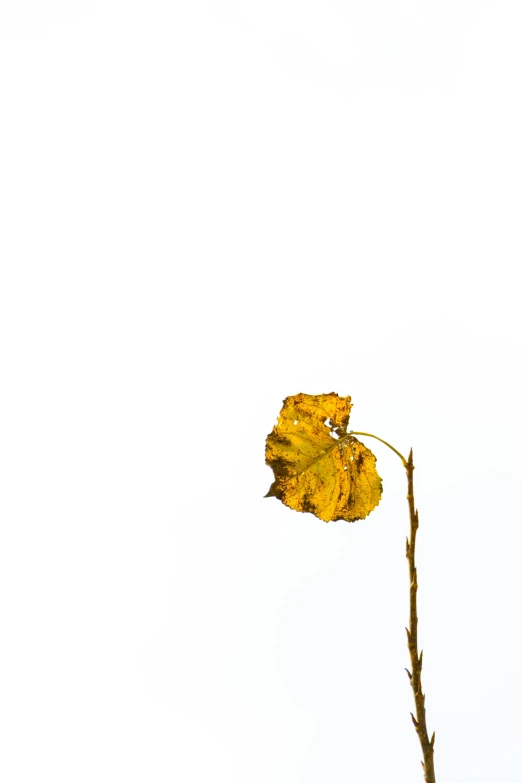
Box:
[265,393,382,522]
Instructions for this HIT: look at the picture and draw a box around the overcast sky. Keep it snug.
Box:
[1,2,521,782]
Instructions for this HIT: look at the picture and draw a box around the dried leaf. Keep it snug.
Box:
[265,392,382,522]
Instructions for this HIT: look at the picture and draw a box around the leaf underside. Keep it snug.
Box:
[265,392,382,522]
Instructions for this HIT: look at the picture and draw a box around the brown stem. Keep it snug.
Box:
[348,432,438,779]
[405,448,436,783]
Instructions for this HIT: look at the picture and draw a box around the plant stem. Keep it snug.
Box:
[405,448,436,783]
[349,431,407,466]
[350,433,436,783]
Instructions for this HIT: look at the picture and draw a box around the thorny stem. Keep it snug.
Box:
[405,448,436,783]
[352,434,436,783]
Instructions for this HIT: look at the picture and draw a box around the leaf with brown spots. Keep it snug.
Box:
[265,393,382,522]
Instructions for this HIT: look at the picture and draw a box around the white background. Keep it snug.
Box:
[1,2,521,781]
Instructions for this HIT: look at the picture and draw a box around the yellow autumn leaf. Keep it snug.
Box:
[264,392,382,522]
